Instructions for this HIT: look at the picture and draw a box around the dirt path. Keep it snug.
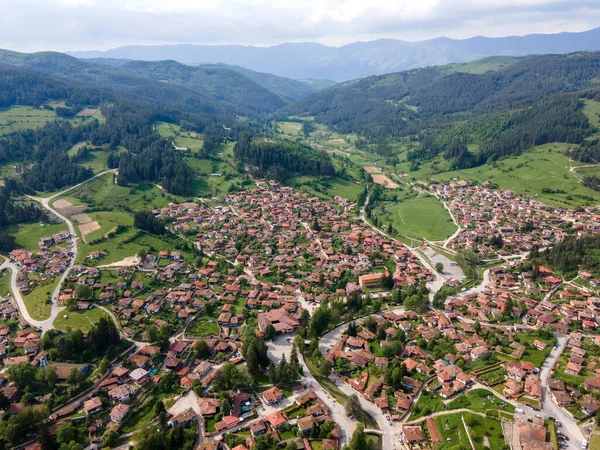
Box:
[462,415,476,450]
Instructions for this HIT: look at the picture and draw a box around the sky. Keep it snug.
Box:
[1,0,600,52]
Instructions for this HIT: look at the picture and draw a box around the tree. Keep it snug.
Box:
[268,360,277,385]
[319,359,332,377]
[264,324,276,341]
[99,357,110,374]
[345,394,361,417]
[145,324,159,343]
[311,217,321,232]
[435,262,444,273]
[347,424,369,450]
[103,429,119,447]
[474,320,482,333]
[194,339,210,358]
[56,421,77,446]
[74,284,92,300]
[0,391,9,410]
[6,362,36,389]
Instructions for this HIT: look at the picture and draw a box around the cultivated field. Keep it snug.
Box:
[372,174,399,189]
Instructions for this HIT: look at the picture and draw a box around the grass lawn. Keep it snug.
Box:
[5,222,68,253]
[53,307,110,333]
[365,433,383,450]
[186,316,220,337]
[546,420,559,450]
[0,268,10,297]
[0,106,57,135]
[434,413,469,450]
[410,390,446,420]
[447,389,515,414]
[374,194,457,241]
[516,332,556,367]
[121,398,157,433]
[23,276,59,320]
[477,367,507,385]
[464,413,505,449]
[589,433,600,450]
[277,121,303,136]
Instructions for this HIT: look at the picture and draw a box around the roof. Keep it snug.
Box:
[262,386,283,402]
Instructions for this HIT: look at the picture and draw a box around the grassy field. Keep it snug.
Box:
[464,413,505,449]
[155,121,204,152]
[57,172,180,210]
[0,106,57,135]
[434,414,469,450]
[5,222,68,253]
[77,228,195,266]
[447,389,515,414]
[446,56,522,75]
[429,144,600,207]
[0,268,10,297]
[583,99,600,138]
[23,276,58,320]
[374,194,457,241]
[277,121,303,136]
[53,307,110,332]
[76,210,133,244]
[68,146,112,174]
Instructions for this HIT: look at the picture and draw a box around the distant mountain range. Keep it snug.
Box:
[69,27,600,81]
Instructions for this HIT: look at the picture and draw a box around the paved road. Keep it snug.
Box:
[317,307,410,449]
[266,334,355,447]
[1,170,117,332]
[540,336,585,450]
[0,260,45,328]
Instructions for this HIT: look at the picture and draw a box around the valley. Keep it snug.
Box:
[1,44,600,450]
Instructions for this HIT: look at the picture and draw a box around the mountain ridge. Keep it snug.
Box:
[68,27,600,81]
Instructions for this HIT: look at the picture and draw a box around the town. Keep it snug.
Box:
[0,178,599,450]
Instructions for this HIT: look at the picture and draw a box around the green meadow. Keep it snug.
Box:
[374,194,457,242]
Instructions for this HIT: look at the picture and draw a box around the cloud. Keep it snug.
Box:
[0,0,598,52]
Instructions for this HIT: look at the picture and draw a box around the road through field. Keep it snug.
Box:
[1,170,117,332]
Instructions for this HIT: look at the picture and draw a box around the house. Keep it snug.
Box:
[358,272,385,289]
[168,408,196,427]
[231,392,252,417]
[83,397,103,415]
[403,425,426,444]
[266,410,286,429]
[110,403,130,423]
[249,420,267,436]
[130,368,149,385]
[262,386,283,405]
[297,416,316,434]
[198,397,220,417]
[108,385,131,403]
[552,390,574,407]
[580,395,600,416]
[504,379,523,397]
[532,340,548,351]
[257,309,299,333]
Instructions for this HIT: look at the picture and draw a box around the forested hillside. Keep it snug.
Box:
[121,60,288,115]
[280,52,600,169]
[0,49,302,116]
[234,134,335,181]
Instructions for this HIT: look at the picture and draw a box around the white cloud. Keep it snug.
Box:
[0,0,597,51]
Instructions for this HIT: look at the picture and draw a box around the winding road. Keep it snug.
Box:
[1,170,116,332]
